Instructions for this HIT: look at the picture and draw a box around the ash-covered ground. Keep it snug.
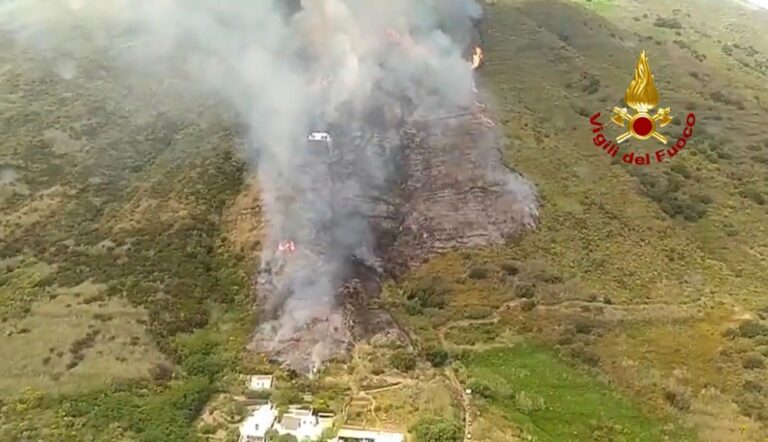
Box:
[250,94,539,374]
[245,2,540,376]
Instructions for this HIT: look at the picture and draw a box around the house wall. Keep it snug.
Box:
[248,377,272,390]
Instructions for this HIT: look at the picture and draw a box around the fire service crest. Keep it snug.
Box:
[588,51,697,166]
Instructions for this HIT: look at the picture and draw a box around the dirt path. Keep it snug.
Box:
[348,345,414,429]
[433,296,707,441]
[436,306,502,442]
[438,298,705,340]
[361,381,407,394]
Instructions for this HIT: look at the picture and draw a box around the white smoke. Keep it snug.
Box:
[0,0,486,371]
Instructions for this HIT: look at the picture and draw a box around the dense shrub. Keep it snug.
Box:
[467,266,489,280]
[500,261,521,276]
[270,389,302,407]
[653,17,682,29]
[520,299,537,312]
[743,353,765,370]
[424,347,450,367]
[403,276,450,309]
[515,391,545,414]
[740,188,766,205]
[663,383,692,411]
[709,90,745,109]
[150,363,174,383]
[669,163,692,178]
[409,416,463,442]
[730,320,768,338]
[632,170,711,222]
[462,306,493,320]
[572,317,599,335]
[515,283,535,299]
[245,389,272,400]
[743,380,764,394]
[467,379,494,399]
[390,350,417,372]
[267,431,299,442]
[567,344,601,367]
[736,393,768,422]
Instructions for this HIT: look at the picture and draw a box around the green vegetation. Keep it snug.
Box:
[424,347,450,367]
[626,166,713,222]
[385,0,768,437]
[4,0,768,439]
[390,350,417,372]
[444,323,501,346]
[458,344,693,441]
[0,52,255,439]
[409,416,463,442]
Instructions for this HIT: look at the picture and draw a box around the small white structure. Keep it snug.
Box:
[308,132,332,142]
[239,402,278,442]
[248,375,274,391]
[273,406,334,441]
[333,427,405,442]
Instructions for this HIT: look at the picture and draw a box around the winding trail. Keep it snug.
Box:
[433,297,706,441]
[347,345,413,429]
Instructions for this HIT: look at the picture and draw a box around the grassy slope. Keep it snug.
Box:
[391,0,768,440]
[0,41,258,441]
[460,344,691,441]
[3,0,768,440]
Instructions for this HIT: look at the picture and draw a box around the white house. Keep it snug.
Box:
[248,375,274,391]
[273,406,334,441]
[239,402,278,442]
[332,427,405,442]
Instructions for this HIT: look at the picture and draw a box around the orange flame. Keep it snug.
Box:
[278,240,295,253]
[471,46,484,70]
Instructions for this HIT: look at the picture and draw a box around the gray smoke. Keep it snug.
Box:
[0,0,489,371]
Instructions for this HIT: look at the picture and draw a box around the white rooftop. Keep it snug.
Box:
[336,427,405,442]
[274,407,334,441]
[247,374,273,391]
[239,403,277,440]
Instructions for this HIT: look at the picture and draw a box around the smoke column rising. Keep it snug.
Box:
[0,0,486,371]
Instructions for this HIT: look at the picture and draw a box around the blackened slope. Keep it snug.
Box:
[385,117,538,272]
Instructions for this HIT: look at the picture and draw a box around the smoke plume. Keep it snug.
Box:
[0,0,507,372]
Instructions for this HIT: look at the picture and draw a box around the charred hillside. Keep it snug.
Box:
[247,2,538,375]
[383,118,539,274]
[251,101,539,374]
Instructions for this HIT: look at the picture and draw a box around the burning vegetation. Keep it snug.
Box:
[249,4,537,375]
[0,0,537,376]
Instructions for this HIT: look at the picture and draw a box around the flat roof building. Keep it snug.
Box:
[238,402,278,442]
[273,406,334,441]
[247,375,274,391]
[333,427,405,442]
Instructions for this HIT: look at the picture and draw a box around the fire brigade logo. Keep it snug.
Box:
[587,50,697,166]
[611,51,671,144]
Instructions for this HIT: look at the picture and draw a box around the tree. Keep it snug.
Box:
[389,350,417,372]
[266,432,298,442]
[424,347,449,367]
[270,388,303,407]
[409,416,463,442]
